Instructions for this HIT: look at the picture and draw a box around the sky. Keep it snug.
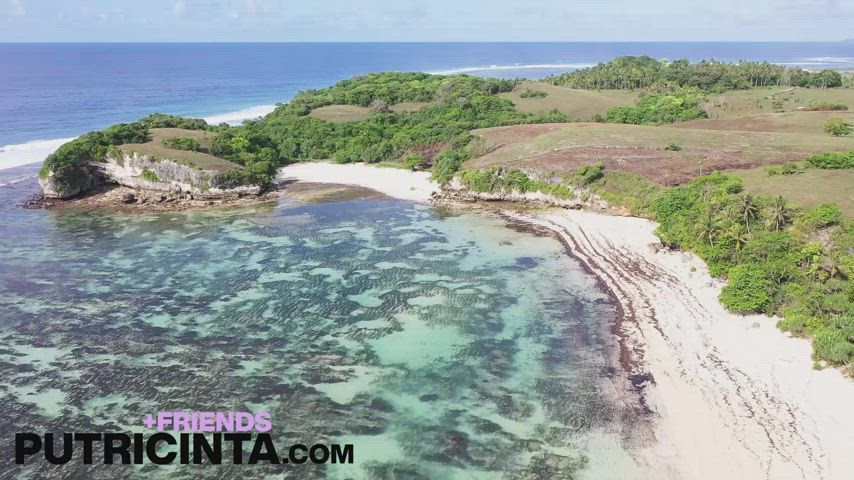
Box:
[1,0,852,42]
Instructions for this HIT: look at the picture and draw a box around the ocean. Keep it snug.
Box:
[0,168,640,478]
[1,42,853,170]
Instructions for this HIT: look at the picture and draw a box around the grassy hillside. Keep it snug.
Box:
[308,105,373,123]
[498,81,638,120]
[467,122,852,184]
[734,167,854,218]
[704,86,854,118]
[119,128,242,172]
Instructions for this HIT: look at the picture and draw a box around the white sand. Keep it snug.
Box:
[278,162,439,203]
[514,209,854,480]
[274,162,854,479]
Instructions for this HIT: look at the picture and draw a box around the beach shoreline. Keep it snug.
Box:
[279,162,854,479]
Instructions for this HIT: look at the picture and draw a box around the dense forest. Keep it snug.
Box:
[546,56,844,92]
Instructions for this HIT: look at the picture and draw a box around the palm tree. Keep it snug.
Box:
[736,194,761,232]
[731,226,750,257]
[769,195,790,231]
[700,209,719,246]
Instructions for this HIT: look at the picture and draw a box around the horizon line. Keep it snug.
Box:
[1,40,852,45]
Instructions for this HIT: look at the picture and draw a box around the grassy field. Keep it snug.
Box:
[466,122,852,184]
[703,86,854,118]
[308,105,373,123]
[309,102,430,123]
[499,81,638,120]
[734,167,854,218]
[672,111,854,134]
[119,128,242,171]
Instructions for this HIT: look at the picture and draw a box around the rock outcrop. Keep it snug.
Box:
[39,151,262,199]
[440,176,592,209]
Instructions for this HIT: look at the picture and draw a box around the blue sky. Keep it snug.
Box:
[1,0,852,42]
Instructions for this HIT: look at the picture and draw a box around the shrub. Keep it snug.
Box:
[572,163,604,186]
[805,101,848,111]
[719,265,776,313]
[402,152,423,170]
[812,328,854,365]
[804,151,854,169]
[519,89,548,98]
[766,162,804,176]
[140,113,209,130]
[459,167,576,199]
[604,91,707,125]
[162,137,201,151]
[139,168,160,183]
[796,203,842,231]
[432,148,470,184]
[823,118,852,137]
[664,142,682,151]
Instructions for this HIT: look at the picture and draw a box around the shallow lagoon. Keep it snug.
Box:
[0,168,638,479]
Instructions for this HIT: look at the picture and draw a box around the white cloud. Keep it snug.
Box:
[8,0,25,16]
[174,0,187,16]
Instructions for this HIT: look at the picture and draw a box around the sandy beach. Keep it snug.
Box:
[279,162,439,203]
[516,210,854,480]
[280,162,854,479]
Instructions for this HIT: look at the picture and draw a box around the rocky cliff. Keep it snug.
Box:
[39,151,262,199]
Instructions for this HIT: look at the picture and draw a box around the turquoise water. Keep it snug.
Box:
[0,175,638,478]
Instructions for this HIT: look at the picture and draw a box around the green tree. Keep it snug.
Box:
[768,196,790,231]
[699,208,720,246]
[736,194,761,232]
[227,135,251,152]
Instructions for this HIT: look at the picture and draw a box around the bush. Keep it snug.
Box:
[805,151,854,169]
[140,113,209,130]
[719,265,776,313]
[402,152,423,170]
[604,91,707,125]
[139,168,160,183]
[812,328,854,365]
[796,203,842,231]
[805,101,848,111]
[766,162,804,176]
[664,142,682,151]
[823,118,852,137]
[572,163,605,186]
[162,137,201,151]
[519,89,548,98]
[459,167,575,199]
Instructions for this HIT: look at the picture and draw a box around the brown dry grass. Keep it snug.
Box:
[499,81,638,120]
[704,86,854,118]
[120,128,241,171]
[734,167,854,218]
[309,105,373,123]
[467,122,852,185]
[671,111,854,134]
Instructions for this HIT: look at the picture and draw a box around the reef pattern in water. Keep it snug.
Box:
[0,176,633,479]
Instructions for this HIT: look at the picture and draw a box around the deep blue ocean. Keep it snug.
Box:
[1,42,853,169]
